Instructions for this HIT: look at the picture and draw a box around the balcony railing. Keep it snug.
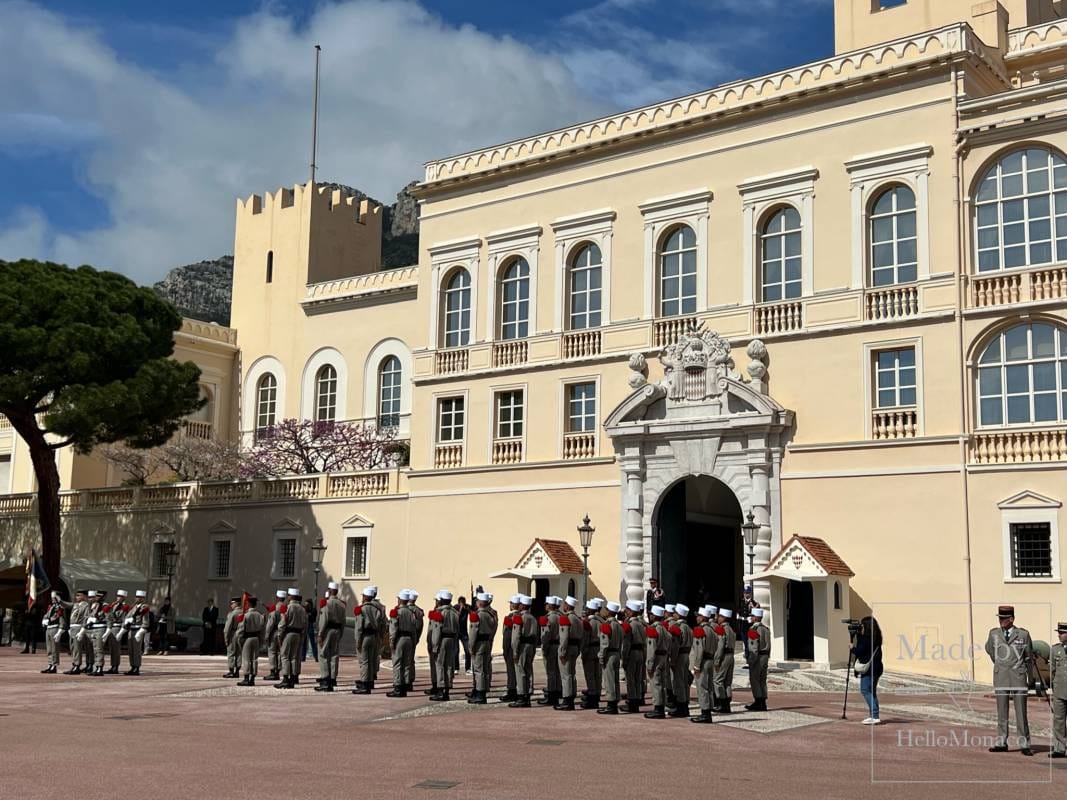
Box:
[434,443,464,469]
[755,300,804,335]
[653,316,697,348]
[562,329,602,359]
[182,420,214,440]
[969,427,1067,464]
[865,285,919,321]
[0,415,11,430]
[871,407,918,440]
[561,432,597,460]
[492,438,523,465]
[492,340,528,368]
[435,348,469,374]
[968,265,1067,309]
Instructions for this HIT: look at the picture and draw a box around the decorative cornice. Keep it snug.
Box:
[427,236,481,258]
[844,144,933,174]
[637,188,713,218]
[485,224,543,248]
[1006,19,1067,56]
[737,167,818,197]
[550,209,617,233]
[301,266,419,310]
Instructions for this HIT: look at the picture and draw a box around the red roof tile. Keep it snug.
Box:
[516,539,586,574]
[775,535,854,577]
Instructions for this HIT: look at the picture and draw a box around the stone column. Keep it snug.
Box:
[748,460,773,612]
[620,455,646,604]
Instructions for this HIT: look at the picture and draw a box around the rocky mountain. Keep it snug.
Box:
[153,181,420,325]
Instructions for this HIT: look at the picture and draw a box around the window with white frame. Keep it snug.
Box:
[273,535,297,580]
[1009,522,1053,578]
[151,541,169,579]
[566,382,597,433]
[436,396,465,443]
[870,185,918,287]
[255,373,277,438]
[760,206,802,302]
[495,390,524,439]
[874,348,917,409]
[0,454,10,494]
[658,225,697,317]
[442,269,471,348]
[314,364,337,423]
[378,355,402,428]
[210,538,232,580]
[977,322,1067,426]
[975,147,1067,272]
[498,258,530,340]
[345,536,369,578]
[568,244,602,330]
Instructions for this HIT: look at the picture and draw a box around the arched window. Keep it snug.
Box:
[658,225,697,317]
[760,207,802,302]
[977,322,1067,426]
[314,364,337,423]
[266,250,274,283]
[568,243,602,330]
[377,355,402,428]
[442,269,471,348]
[870,185,917,287]
[833,581,842,611]
[974,147,1067,272]
[498,257,530,340]
[255,373,277,438]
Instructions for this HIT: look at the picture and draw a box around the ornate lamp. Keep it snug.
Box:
[741,510,759,577]
[311,534,327,599]
[577,515,595,604]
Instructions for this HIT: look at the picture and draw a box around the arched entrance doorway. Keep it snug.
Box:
[654,476,743,609]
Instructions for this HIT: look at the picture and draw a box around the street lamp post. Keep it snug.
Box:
[163,540,179,600]
[311,534,328,600]
[577,515,595,605]
[741,510,759,578]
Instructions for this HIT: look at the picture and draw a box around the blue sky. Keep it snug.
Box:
[0,0,833,283]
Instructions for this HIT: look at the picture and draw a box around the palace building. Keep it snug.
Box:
[3,0,1067,677]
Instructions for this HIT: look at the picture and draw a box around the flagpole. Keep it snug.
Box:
[310,44,321,187]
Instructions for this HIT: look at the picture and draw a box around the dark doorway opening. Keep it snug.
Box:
[653,475,743,612]
[532,578,549,619]
[785,580,814,661]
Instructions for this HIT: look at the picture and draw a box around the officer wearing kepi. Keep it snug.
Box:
[714,608,737,713]
[429,589,459,701]
[690,605,720,724]
[621,600,646,713]
[236,596,265,686]
[580,598,603,709]
[223,596,242,679]
[85,590,108,676]
[669,604,693,718]
[264,590,285,681]
[352,586,385,694]
[538,596,562,707]
[644,605,671,719]
[386,590,417,698]
[745,607,771,712]
[500,595,519,703]
[275,588,308,689]
[63,589,90,675]
[1050,621,1067,759]
[315,581,346,692]
[985,605,1035,756]
[554,596,582,711]
[510,594,539,708]
[40,592,66,674]
[468,592,497,705]
[597,601,624,715]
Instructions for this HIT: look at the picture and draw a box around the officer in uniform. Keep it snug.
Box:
[85,590,108,676]
[554,596,582,711]
[597,601,624,715]
[429,589,459,701]
[1049,621,1067,759]
[264,589,285,681]
[63,589,91,674]
[315,581,346,692]
[124,590,151,675]
[690,605,720,724]
[468,592,497,705]
[985,605,1034,755]
[352,586,385,694]
[104,590,130,674]
[580,598,603,709]
[644,605,671,719]
[275,588,307,689]
[40,592,66,674]
[237,595,265,686]
[713,608,736,713]
[538,596,562,707]
[223,596,242,678]
[510,594,539,708]
[501,595,519,703]
[386,589,417,697]
[745,607,771,712]
[621,600,646,713]
[669,603,693,718]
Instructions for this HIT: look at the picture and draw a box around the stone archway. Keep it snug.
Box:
[604,326,794,615]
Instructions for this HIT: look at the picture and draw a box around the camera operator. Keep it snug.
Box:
[850,616,883,724]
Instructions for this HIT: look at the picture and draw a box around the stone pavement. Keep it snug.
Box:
[1,648,1063,799]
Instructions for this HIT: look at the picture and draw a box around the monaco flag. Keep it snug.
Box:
[25,549,50,609]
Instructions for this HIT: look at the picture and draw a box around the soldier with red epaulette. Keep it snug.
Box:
[554,596,582,711]
[429,589,459,701]
[352,586,385,694]
[621,600,646,713]
[123,590,151,675]
[580,598,603,709]
[467,591,497,705]
[669,604,693,718]
[264,589,285,681]
[597,601,624,715]
[714,608,737,714]
[40,592,66,674]
[223,596,242,679]
[745,607,771,712]
[644,605,671,719]
[315,581,347,692]
[538,596,562,707]
[510,594,539,708]
[690,605,720,724]
[236,595,265,686]
[386,589,417,697]
[275,587,307,689]
[500,595,519,702]
[104,589,130,674]
[85,590,108,676]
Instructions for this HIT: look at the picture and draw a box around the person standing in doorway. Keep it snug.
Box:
[645,579,665,621]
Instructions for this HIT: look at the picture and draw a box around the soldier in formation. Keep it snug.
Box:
[264,589,285,681]
[690,605,721,724]
[275,587,307,690]
[538,596,562,707]
[510,594,539,708]
[554,596,582,711]
[621,600,646,713]
[500,595,518,702]
[103,589,130,674]
[236,595,264,686]
[580,598,602,709]
[467,592,497,705]
[429,589,459,701]
[124,590,150,675]
[597,601,623,715]
[85,589,108,676]
[40,592,66,674]
[315,581,346,693]
[744,607,770,712]
[352,586,385,694]
[713,608,737,714]
[223,596,242,679]
[1051,621,1067,759]
[386,589,417,698]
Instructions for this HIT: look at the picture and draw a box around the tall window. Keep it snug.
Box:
[975,147,1067,272]
[567,382,597,433]
[210,539,231,580]
[495,390,524,439]
[255,374,277,438]
[1009,522,1053,578]
[760,206,802,302]
[0,454,11,494]
[378,356,402,428]
[499,258,530,340]
[437,397,465,443]
[273,536,297,580]
[870,185,917,287]
[874,348,917,409]
[443,269,471,348]
[977,322,1067,426]
[266,250,274,283]
[151,542,169,579]
[658,225,697,317]
[345,536,369,578]
[569,244,602,330]
[314,365,337,423]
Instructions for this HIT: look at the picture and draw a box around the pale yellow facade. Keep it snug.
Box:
[3,0,1067,679]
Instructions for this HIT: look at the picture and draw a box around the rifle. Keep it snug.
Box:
[1026,652,1051,707]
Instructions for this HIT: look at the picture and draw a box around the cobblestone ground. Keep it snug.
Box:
[1,648,1062,799]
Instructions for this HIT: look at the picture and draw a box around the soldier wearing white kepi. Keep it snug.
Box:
[690,605,720,724]
[537,596,562,707]
[579,598,603,709]
[554,596,582,711]
[85,590,109,676]
[1050,621,1067,759]
[745,608,771,712]
[621,600,646,713]
[510,594,539,708]
[644,605,671,719]
[236,596,265,686]
[223,596,242,679]
[275,588,307,690]
[468,592,497,705]
[352,586,385,694]
[124,590,151,675]
[500,595,520,703]
[40,592,66,674]
[597,601,624,715]
[63,589,91,674]
[386,590,417,698]
[408,589,424,694]
[104,590,130,674]
[430,590,459,701]
[713,608,737,713]
[315,581,347,692]
[669,604,693,718]
[985,605,1035,756]
[264,589,286,681]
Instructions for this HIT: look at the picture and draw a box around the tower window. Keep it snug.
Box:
[266,250,274,283]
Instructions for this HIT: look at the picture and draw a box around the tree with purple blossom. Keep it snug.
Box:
[239,418,399,477]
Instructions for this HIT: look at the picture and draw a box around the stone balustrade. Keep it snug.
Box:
[653,317,697,349]
[865,285,919,321]
[182,420,213,440]
[434,444,464,469]
[562,329,602,359]
[561,432,597,460]
[755,301,804,335]
[492,438,523,465]
[435,348,469,375]
[968,265,1067,309]
[969,428,1067,464]
[492,340,528,368]
[871,408,918,440]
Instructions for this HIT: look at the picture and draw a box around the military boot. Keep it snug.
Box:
[107,666,119,674]
[719,700,731,714]
[351,681,371,695]
[509,694,531,708]
[468,690,487,705]
[423,685,439,695]
[690,709,714,724]
[554,695,576,711]
[237,676,253,687]
[500,691,518,703]
[266,671,279,681]
[644,706,666,719]
[597,701,619,715]
[669,704,690,719]
[124,667,139,676]
[580,693,600,710]
[386,687,407,698]
[274,676,292,689]
[40,665,54,674]
[429,690,450,701]
[315,680,335,693]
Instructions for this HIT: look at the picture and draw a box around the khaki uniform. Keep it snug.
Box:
[104,600,129,671]
[470,606,498,695]
[746,621,771,702]
[580,611,601,701]
[238,608,265,678]
[713,622,736,708]
[223,606,241,675]
[125,602,151,671]
[66,600,91,670]
[86,600,107,671]
[985,626,1033,749]
[1050,641,1067,756]
[646,620,671,711]
[598,617,623,704]
[671,619,693,711]
[512,610,539,700]
[388,604,417,691]
[623,617,646,705]
[557,610,582,703]
[409,602,425,689]
[692,621,722,714]
[539,609,561,702]
[431,605,459,692]
[264,603,282,677]
[279,601,308,681]
[43,601,66,669]
[502,612,517,697]
[355,598,386,686]
[317,596,347,685]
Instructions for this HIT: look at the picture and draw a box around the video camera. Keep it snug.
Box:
[842,618,863,638]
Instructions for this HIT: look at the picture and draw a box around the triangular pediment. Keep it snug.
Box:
[768,538,830,578]
[341,513,374,529]
[271,516,303,531]
[208,520,236,534]
[997,490,1061,510]
[515,541,560,574]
